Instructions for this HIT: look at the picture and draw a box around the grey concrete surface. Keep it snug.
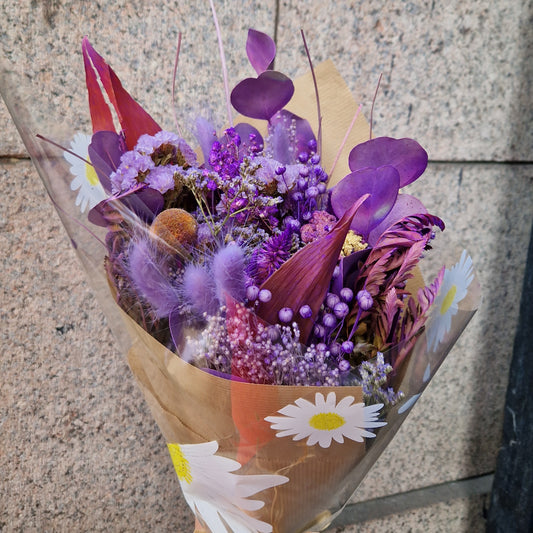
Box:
[1,0,532,532]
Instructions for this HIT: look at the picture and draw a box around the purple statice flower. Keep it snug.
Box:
[247,227,293,285]
[354,352,404,406]
[253,156,301,194]
[209,128,242,181]
[110,150,155,193]
[145,165,179,194]
[136,130,197,167]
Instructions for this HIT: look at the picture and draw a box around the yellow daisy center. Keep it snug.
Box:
[85,161,99,186]
[440,285,457,315]
[309,412,346,431]
[167,443,193,484]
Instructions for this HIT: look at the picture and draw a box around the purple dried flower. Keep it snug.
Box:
[246,285,260,301]
[183,264,217,316]
[278,307,294,323]
[322,313,337,328]
[333,301,349,319]
[299,304,312,319]
[127,238,180,318]
[110,151,154,193]
[341,341,354,354]
[338,359,351,372]
[326,293,340,309]
[300,211,337,244]
[259,289,272,302]
[340,287,354,302]
[145,165,178,194]
[212,245,246,303]
[357,289,374,310]
[247,228,293,285]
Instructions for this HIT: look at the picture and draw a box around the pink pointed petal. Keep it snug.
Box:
[108,68,161,149]
[82,37,115,133]
[246,29,276,75]
[256,195,369,343]
[82,38,161,150]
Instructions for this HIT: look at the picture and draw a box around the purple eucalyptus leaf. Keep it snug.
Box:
[367,193,427,246]
[330,166,400,237]
[88,131,124,193]
[230,71,294,121]
[88,198,112,227]
[88,184,164,227]
[233,122,264,156]
[125,187,165,224]
[246,29,276,75]
[268,120,292,164]
[349,137,428,187]
[269,110,316,163]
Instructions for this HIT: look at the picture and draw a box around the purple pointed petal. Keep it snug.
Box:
[348,137,428,187]
[194,117,217,167]
[126,187,165,224]
[330,166,400,237]
[256,195,369,343]
[88,131,124,193]
[268,120,292,164]
[88,184,164,227]
[269,110,316,163]
[331,248,371,295]
[367,193,427,246]
[246,29,276,75]
[230,71,294,121]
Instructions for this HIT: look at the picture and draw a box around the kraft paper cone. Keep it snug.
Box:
[126,311,366,533]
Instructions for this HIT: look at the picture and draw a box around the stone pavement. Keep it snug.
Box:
[1,1,532,531]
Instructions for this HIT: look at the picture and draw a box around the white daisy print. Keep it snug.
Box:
[167,441,288,533]
[63,132,106,212]
[426,250,474,352]
[265,392,386,448]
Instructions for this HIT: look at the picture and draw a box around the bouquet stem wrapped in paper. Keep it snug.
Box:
[1,19,480,533]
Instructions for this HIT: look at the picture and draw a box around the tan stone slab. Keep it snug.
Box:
[338,494,488,532]
[0,0,277,155]
[275,0,532,162]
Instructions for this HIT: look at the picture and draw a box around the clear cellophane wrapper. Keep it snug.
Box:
[1,56,480,533]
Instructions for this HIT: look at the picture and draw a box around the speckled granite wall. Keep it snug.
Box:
[1,1,532,532]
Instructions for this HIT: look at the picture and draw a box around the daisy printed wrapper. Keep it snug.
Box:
[1,25,480,533]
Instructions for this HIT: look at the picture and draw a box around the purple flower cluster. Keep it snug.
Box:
[89,28,445,404]
[195,304,351,386]
[109,130,197,194]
